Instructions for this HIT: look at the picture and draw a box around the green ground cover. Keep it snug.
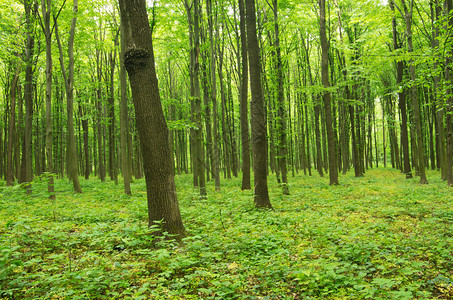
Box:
[0,168,452,299]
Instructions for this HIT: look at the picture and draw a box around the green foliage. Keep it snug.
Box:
[1,168,452,299]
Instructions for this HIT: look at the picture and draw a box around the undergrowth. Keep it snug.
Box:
[0,168,452,299]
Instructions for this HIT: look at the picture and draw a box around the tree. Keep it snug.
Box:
[246,0,272,209]
[6,57,21,186]
[120,20,131,195]
[54,0,82,193]
[206,0,221,191]
[445,0,453,186]
[20,0,37,194]
[184,0,206,197]
[238,0,251,190]
[400,0,428,184]
[272,0,290,193]
[40,0,55,199]
[118,0,185,236]
[390,0,412,179]
[319,0,339,185]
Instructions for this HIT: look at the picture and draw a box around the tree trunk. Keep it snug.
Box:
[6,60,21,186]
[54,0,82,193]
[301,37,322,177]
[402,0,428,183]
[445,0,453,186]
[120,21,131,195]
[184,0,206,196]
[118,0,185,237]
[273,0,289,194]
[245,0,272,208]
[21,0,36,193]
[108,30,119,184]
[390,0,412,178]
[206,0,221,191]
[431,0,447,179]
[79,104,90,180]
[239,0,251,190]
[320,0,339,185]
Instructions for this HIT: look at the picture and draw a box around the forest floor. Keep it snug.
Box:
[0,167,452,299]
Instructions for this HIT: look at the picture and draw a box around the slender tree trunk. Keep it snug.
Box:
[320,0,339,185]
[218,41,232,179]
[431,0,447,179]
[239,0,251,190]
[301,37,322,177]
[120,22,131,195]
[184,0,206,196]
[79,105,90,179]
[108,30,119,184]
[54,0,82,193]
[119,0,185,237]
[273,0,289,194]
[445,0,453,185]
[16,85,23,181]
[200,36,212,183]
[206,0,221,191]
[390,0,412,178]
[6,60,20,186]
[21,0,36,193]
[193,0,206,196]
[402,0,428,183]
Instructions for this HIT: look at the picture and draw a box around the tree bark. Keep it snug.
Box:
[206,0,221,191]
[402,0,428,183]
[120,21,131,195]
[6,59,21,186]
[445,0,453,186]
[54,0,82,193]
[245,0,272,208]
[21,0,36,193]
[118,0,185,237]
[239,0,251,190]
[301,37,322,177]
[273,0,290,193]
[390,0,412,178]
[319,0,339,185]
[108,29,119,184]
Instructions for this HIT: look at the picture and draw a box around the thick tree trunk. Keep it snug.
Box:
[245,0,272,208]
[118,0,185,237]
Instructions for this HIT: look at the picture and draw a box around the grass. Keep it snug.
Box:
[0,168,452,299]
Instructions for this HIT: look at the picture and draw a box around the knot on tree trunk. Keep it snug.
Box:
[124,47,150,73]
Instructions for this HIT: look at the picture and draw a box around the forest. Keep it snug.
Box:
[0,0,452,298]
